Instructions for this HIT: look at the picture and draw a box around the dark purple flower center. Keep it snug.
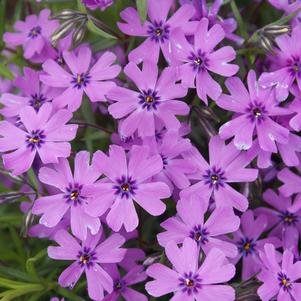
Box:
[279,211,298,226]
[237,237,256,257]
[189,51,209,72]
[26,130,46,150]
[71,73,91,89]
[147,21,170,43]
[28,26,41,39]
[114,279,126,292]
[161,155,168,167]
[203,166,226,190]
[64,183,85,206]
[287,56,301,76]
[114,175,137,199]
[29,93,48,112]
[77,247,97,269]
[138,89,160,111]
[246,101,267,123]
[278,272,292,291]
[179,272,202,295]
[189,225,209,245]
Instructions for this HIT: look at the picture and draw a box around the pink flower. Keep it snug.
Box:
[40,45,121,112]
[0,103,77,175]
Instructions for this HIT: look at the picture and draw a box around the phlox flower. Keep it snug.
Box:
[218,70,290,152]
[40,45,120,112]
[108,61,189,138]
[259,26,301,101]
[118,0,196,63]
[180,136,258,212]
[83,144,171,232]
[0,67,59,118]
[146,238,236,301]
[102,265,147,301]
[180,0,243,44]
[82,0,114,11]
[157,197,240,258]
[48,229,126,301]
[171,18,238,103]
[32,151,102,240]
[255,189,301,256]
[0,103,77,175]
[257,243,301,301]
[3,9,58,60]
[228,210,281,280]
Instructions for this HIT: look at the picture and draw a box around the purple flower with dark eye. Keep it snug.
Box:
[146,238,235,300]
[83,144,171,232]
[102,264,147,301]
[0,103,77,175]
[171,18,238,103]
[217,70,290,152]
[259,26,301,102]
[0,67,59,118]
[180,136,258,212]
[32,151,102,240]
[255,189,301,256]
[257,243,301,301]
[3,9,58,60]
[40,45,121,112]
[180,0,244,44]
[157,198,240,258]
[117,0,196,63]
[48,229,126,301]
[228,210,281,280]
[82,0,113,11]
[107,62,189,138]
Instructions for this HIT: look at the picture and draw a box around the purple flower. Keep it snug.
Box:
[171,18,238,103]
[102,264,147,301]
[146,238,235,300]
[83,145,171,232]
[118,1,195,63]
[0,67,58,118]
[40,46,121,112]
[257,243,301,301]
[157,198,240,258]
[3,9,58,60]
[48,229,126,301]
[259,26,301,102]
[229,210,281,280]
[143,130,195,191]
[255,189,301,256]
[108,62,189,138]
[82,0,114,11]
[289,85,301,131]
[32,151,102,240]
[180,136,258,212]
[218,70,290,151]
[0,103,77,175]
[180,0,244,44]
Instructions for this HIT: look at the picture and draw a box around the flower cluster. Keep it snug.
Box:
[1,1,301,301]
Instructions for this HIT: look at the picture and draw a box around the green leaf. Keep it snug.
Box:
[0,267,31,282]
[77,0,87,13]
[230,0,248,41]
[271,7,301,26]
[0,62,14,80]
[136,0,147,22]
[86,19,117,40]
[27,169,39,192]
[0,0,6,47]
[0,284,44,301]
[26,249,47,280]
